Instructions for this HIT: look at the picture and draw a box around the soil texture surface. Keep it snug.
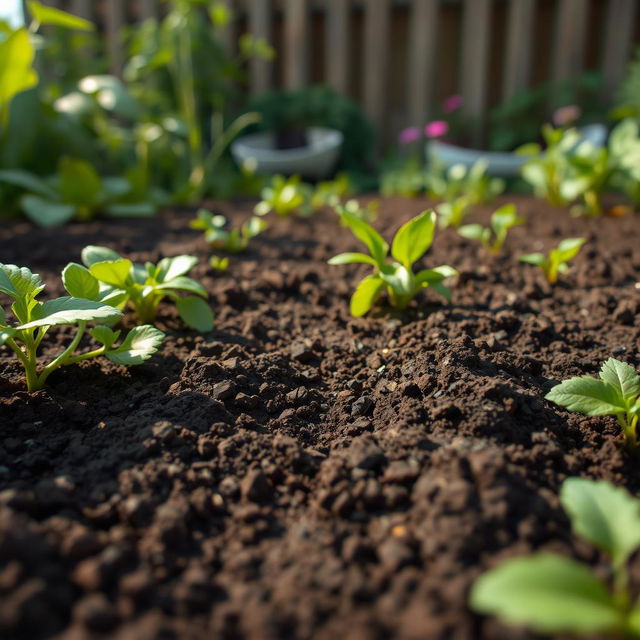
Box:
[0,196,639,640]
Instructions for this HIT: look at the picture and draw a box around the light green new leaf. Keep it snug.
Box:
[154,276,207,298]
[175,296,214,332]
[0,169,58,200]
[546,376,627,416]
[458,224,485,241]
[21,195,76,227]
[340,211,389,267]
[156,255,199,282]
[415,266,457,288]
[62,263,100,300]
[561,478,640,566]
[90,326,121,350]
[350,275,385,317]
[391,210,436,268]
[552,237,586,265]
[57,157,102,207]
[520,252,546,266]
[491,204,522,232]
[81,245,122,267]
[0,29,38,123]
[106,325,164,365]
[470,553,623,634]
[89,260,133,288]
[0,328,16,346]
[0,264,44,300]
[328,252,378,267]
[18,297,122,329]
[27,1,94,31]
[599,358,640,403]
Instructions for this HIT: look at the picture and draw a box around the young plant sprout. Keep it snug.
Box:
[458,203,524,254]
[471,477,640,638]
[190,209,267,253]
[425,159,505,205]
[520,237,585,285]
[0,263,164,391]
[328,210,457,317]
[75,246,214,332]
[545,357,640,450]
[254,175,313,217]
[209,256,230,272]
[436,196,471,229]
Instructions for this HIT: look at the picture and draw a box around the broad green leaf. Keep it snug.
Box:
[0,264,44,300]
[0,29,38,124]
[90,326,121,349]
[491,204,523,232]
[391,210,436,269]
[175,296,214,332]
[100,176,131,199]
[156,255,198,282]
[27,1,94,31]
[430,282,452,302]
[552,237,585,265]
[458,224,485,241]
[0,169,58,200]
[546,376,627,416]
[561,478,640,566]
[244,217,267,238]
[18,297,122,329]
[519,252,546,266]
[154,276,207,298]
[350,275,385,317]
[380,264,413,296]
[57,157,102,207]
[21,195,76,227]
[470,553,622,634]
[599,358,640,403]
[106,325,164,365]
[340,211,389,267]
[328,252,378,267]
[0,328,16,346]
[81,245,122,266]
[62,263,99,300]
[415,268,450,287]
[89,260,132,288]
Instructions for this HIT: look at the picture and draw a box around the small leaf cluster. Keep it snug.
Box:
[328,210,457,316]
[254,175,314,217]
[435,196,471,229]
[458,203,524,254]
[545,357,640,449]
[425,160,505,205]
[190,209,267,253]
[520,237,585,284]
[0,263,164,391]
[471,477,640,638]
[66,246,214,331]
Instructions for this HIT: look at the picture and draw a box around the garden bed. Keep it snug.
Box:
[0,196,639,640]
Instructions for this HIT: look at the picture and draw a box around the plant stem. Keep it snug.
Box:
[35,322,87,388]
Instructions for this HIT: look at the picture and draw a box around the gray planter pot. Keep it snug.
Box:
[426,124,608,177]
[231,127,344,179]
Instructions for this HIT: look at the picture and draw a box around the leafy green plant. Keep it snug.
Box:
[0,157,156,226]
[436,197,471,229]
[328,210,457,316]
[254,174,313,217]
[190,209,266,253]
[608,119,640,205]
[458,204,524,254]
[520,237,585,285]
[209,256,229,272]
[471,477,640,637]
[76,246,214,331]
[0,262,164,391]
[545,357,640,450]
[380,157,426,198]
[336,198,379,225]
[426,160,505,205]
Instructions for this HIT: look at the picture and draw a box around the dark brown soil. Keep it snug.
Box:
[0,196,639,640]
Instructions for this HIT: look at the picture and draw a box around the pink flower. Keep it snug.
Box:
[443,95,463,113]
[424,120,449,138]
[399,126,421,145]
[553,105,581,127]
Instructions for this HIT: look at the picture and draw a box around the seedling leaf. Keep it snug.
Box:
[21,195,76,227]
[156,255,199,282]
[106,325,164,365]
[328,253,379,267]
[599,358,640,403]
[391,210,435,268]
[62,263,99,300]
[90,326,121,349]
[545,376,627,415]
[350,275,385,317]
[340,211,389,267]
[89,260,133,288]
[81,245,122,266]
[175,296,214,332]
[18,297,122,329]
[0,264,44,300]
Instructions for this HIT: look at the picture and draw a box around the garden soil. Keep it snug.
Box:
[0,196,639,640]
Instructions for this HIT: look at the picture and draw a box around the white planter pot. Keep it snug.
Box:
[426,124,608,177]
[231,127,344,179]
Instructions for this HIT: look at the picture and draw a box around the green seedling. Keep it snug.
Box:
[520,237,585,285]
[436,196,471,229]
[190,209,267,253]
[74,246,214,331]
[328,210,457,316]
[310,173,353,209]
[471,477,640,638]
[0,263,164,391]
[254,175,313,217]
[458,203,524,254]
[545,357,640,450]
[338,198,379,224]
[426,160,505,205]
[209,256,230,272]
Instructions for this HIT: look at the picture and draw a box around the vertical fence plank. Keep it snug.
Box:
[503,0,534,100]
[284,0,308,89]
[461,0,491,145]
[140,0,159,20]
[363,0,391,139]
[601,0,638,100]
[551,0,588,85]
[325,0,350,94]
[105,0,125,76]
[248,0,272,94]
[407,0,438,126]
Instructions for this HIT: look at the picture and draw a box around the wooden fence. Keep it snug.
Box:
[32,1,640,145]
